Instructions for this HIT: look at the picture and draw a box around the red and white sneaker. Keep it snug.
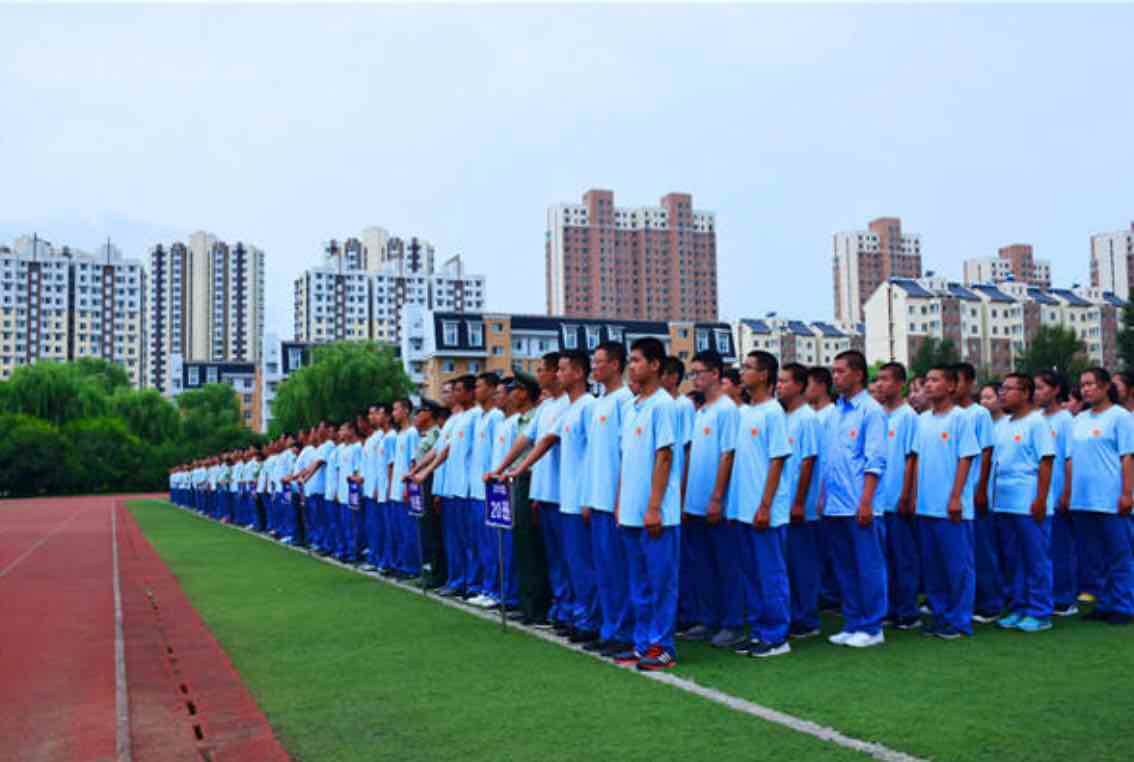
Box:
[636,645,677,671]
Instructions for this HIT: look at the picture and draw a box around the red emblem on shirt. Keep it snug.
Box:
[849,429,858,439]
[635,426,643,436]
[1092,429,1103,438]
[1013,434,1023,443]
[789,436,796,444]
[458,432,464,439]
[888,429,896,438]
[703,426,712,435]
[599,415,608,424]
[941,431,950,441]
[564,425,571,433]
[751,427,760,437]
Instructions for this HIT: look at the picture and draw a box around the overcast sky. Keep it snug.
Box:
[2,4,1132,339]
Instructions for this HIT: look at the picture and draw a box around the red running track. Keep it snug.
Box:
[0,495,290,762]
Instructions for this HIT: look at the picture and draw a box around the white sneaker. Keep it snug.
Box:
[469,594,494,608]
[845,631,885,648]
[828,631,853,646]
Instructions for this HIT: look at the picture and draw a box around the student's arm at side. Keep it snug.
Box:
[707,451,734,525]
[680,442,691,512]
[949,457,973,523]
[790,456,815,524]
[974,447,993,514]
[755,456,786,530]
[1120,454,1134,516]
[1032,456,1054,522]
[644,446,673,538]
[1059,459,1072,512]
[898,454,917,517]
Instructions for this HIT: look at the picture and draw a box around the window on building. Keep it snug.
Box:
[695,329,709,352]
[585,325,601,350]
[562,324,579,349]
[467,321,484,347]
[442,360,456,373]
[442,321,459,346]
[206,366,218,383]
[187,366,199,386]
[714,329,731,355]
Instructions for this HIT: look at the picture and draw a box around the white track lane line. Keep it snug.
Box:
[112,501,132,762]
[0,503,87,580]
[166,502,927,762]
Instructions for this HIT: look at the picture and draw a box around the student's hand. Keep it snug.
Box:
[505,467,525,480]
[1119,494,1134,517]
[790,500,804,525]
[582,507,591,525]
[483,471,495,483]
[432,496,442,513]
[947,496,963,523]
[1057,493,1070,513]
[1030,498,1047,524]
[754,502,771,531]
[707,497,723,525]
[856,501,873,528]
[897,495,911,517]
[974,490,989,516]
[412,473,426,485]
[645,506,663,538]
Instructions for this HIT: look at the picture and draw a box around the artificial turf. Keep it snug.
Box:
[127,500,865,762]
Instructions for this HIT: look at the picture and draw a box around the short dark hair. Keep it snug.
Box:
[561,349,591,378]
[879,362,907,383]
[781,362,808,387]
[394,397,413,413]
[929,365,959,383]
[835,350,868,381]
[807,366,833,397]
[541,352,562,371]
[952,362,977,383]
[691,349,723,378]
[1033,370,1067,402]
[662,355,685,385]
[514,376,539,402]
[981,381,1001,398]
[630,337,666,369]
[747,350,779,385]
[1004,372,1035,399]
[722,366,742,387]
[476,372,500,387]
[595,341,626,372]
[369,402,391,416]
[454,374,477,392]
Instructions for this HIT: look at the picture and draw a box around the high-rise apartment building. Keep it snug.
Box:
[833,217,922,325]
[0,236,146,386]
[963,244,1051,288]
[147,231,265,395]
[546,189,718,321]
[294,229,485,346]
[1090,223,1134,299]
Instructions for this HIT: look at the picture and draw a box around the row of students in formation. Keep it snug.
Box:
[168,344,1134,670]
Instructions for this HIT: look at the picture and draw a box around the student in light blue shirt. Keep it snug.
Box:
[991,374,1055,631]
[662,355,696,632]
[274,436,298,541]
[305,425,337,551]
[467,374,505,607]
[729,351,792,657]
[823,351,889,648]
[873,362,920,628]
[381,413,401,573]
[778,362,822,640]
[955,362,1002,623]
[323,428,343,556]
[583,342,635,653]
[391,399,422,577]
[339,421,365,564]
[1069,368,1134,622]
[1034,371,1079,615]
[677,349,741,649]
[512,352,599,640]
[615,337,682,671]
[362,404,391,572]
[912,366,981,638]
[806,366,842,612]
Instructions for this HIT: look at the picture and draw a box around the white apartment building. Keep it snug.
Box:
[735,318,863,367]
[1090,224,1134,299]
[833,217,922,325]
[295,229,485,347]
[0,237,146,386]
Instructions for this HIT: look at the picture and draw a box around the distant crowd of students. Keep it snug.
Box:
[169,342,1134,671]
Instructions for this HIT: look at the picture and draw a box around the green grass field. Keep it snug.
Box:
[129,499,1134,761]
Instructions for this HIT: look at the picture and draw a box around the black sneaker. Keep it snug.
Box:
[896,615,922,630]
[601,640,632,658]
[553,622,572,636]
[528,618,553,629]
[582,639,607,652]
[569,629,598,644]
[506,610,527,622]
[920,620,941,637]
[1083,609,1110,622]
[789,625,820,640]
[733,638,757,655]
[751,640,791,658]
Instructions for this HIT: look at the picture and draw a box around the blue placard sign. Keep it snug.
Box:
[485,481,513,529]
[348,481,361,510]
[407,481,425,517]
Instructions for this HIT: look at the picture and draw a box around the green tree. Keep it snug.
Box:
[1015,325,1089,378]
[270,341,413,436]
[1117,304,1134,371]
[0,362,110,426]
[72,357,132,395]
[112,388,181,445]
[64,417,147,494]
[909,337,961,379]
[0,414,74,497]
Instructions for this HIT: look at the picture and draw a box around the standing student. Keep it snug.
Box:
[778,362,822,640]
[362,405,390,572]
[678,349,742,649]
[509,351,599,641]
[955,363,1001,623]
[1069,368,1134,625]
[581,341,635,654]
[340,422,364,564]
[1035,371,1078,617]
[911,365,980,639]
[391,399,422,578]
[255,447,270,532]
[874,362,920,629]
[980,383,1004,422]
[992,374,1056,632]
[303,424,336,550]
[467,373,505,609]
[729,351,792,657]
[721,367,745,406]
[413,402,446,589]
[487,373,550,626]
[1114,371,1134,414]
[615,337,682,671]
[323,425,344,557]
[412,383,462,591]
[662,355,696,630]
[823,351,888,648]
[806,366,841,611]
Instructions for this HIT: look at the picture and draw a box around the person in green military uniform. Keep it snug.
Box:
[412,399,447,589]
